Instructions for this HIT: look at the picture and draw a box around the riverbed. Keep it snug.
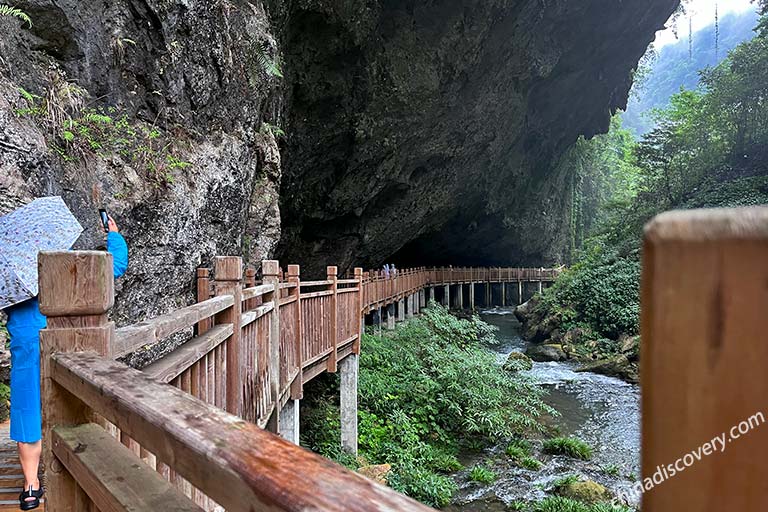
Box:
[446,308,641,510]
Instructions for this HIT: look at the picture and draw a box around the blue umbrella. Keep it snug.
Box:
[0,196,83,309]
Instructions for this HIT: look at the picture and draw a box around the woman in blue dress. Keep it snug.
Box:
[4,216,128,510]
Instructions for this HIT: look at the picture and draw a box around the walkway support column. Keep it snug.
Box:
[538,280,543,294]
[340,354,359,456]
[457,284,463,309]
[469,282,475,310]
[443,284,450,308]
[386,303,396,330]
[39,251,115,510]
[406,295,414,319]
[279,399,300,445]
[375,307,382,335]
[518,281,523,305]
[502,283,506,306]
[398,298,405,322]
[419,289,426,309]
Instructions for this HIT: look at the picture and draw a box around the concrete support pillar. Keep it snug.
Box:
[406,295,414,319]
[340,354,358,455]
[419,289,426,309]
[279,399,300,445]
[538,281,543,294]
[502,283,506,306]
[427,287,433,304]
[458,284,464,309]
[443,284,450,307]
[414,294,420,315]
[486,283,491,307]
[469,282,475,310]
[398,299,405,321]
[518,281,523,305]
[375,307,382,335]
[386,303,396,330]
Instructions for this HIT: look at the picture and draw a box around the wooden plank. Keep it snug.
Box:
[143,325,233,383]
[114,296,234,358]
[241,284,275,301]
[52,424,202,512]
[51,352,434,512]
[299,290,334,299]
[240,303,275,328]
[641,207,768,512]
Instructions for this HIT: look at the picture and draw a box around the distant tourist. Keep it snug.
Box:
[391,264,398,277]
[383,263,390,279]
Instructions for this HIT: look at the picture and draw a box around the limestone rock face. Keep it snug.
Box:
[275,0,680,274]
[0,1,282,333]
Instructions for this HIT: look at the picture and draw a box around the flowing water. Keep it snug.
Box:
[447,308,641,511]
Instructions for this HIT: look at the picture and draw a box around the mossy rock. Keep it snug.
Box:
[557,480,609,503]
[503,351,533,372]
[526,343,566,362]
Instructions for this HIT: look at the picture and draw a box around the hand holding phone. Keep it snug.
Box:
[99,208,110,232]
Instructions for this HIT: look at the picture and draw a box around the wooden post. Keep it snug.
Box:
[641,207,768,511]
[327,266,338,373]
[262,261,282,415]
[287,265,303,400]
[39,251,115,511]
[354,268,364,353]
[196,268,212,335]
[214,256,243,415]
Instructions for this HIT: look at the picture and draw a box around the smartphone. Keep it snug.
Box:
[99,208,110,232]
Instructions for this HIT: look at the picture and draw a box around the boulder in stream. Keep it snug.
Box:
[503,351,533,372]
[557,479,610,503]
[525,344,567,362]
[576,354,639,383]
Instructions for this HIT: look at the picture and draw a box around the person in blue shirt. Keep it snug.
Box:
[4,216,128,510]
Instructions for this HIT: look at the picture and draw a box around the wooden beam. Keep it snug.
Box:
[51,352,435,512]
[262,260,282,426]
[327,266,339,373]
[38,251,116,512]
[143,324,234,383]
[114,295,234,358]
[52,424,203,512]
[214,256,243,415]
[642,207,768,511]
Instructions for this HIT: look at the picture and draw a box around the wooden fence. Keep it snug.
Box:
[38,255,560,512]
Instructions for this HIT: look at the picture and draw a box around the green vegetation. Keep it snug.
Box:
[534,4,768,355]
[302,303,555,507]
[602,465,621,478]
[506,439,542,470]
[0,4,31,27]
[468,465,497,484]
[14,73,190,185]
[542,438,593,460]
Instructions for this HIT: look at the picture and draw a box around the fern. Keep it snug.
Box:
[256,42,283,78]
[260,122,285,138]
[0,4,32,27]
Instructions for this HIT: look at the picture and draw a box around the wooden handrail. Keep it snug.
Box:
[51,351,434,512]
[113,295,234,358]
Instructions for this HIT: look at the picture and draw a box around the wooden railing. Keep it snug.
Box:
[38,254,560,511]
[39,253,431,512]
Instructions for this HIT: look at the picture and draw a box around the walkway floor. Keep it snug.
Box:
[0,422,44,511]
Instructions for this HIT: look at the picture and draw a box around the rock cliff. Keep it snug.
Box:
[275,0,679,274]
[1,0,678,327]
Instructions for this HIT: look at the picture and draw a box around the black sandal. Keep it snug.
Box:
[19,484,44,511]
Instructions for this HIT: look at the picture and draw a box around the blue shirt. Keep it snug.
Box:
[5,232,129,339]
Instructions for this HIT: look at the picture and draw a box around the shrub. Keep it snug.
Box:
[518,456,543,470]
[468,464,497,484]
[543,438,593,460]
[302,304,554,506]
[531,497,632,512]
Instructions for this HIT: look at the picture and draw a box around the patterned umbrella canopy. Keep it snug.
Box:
[0,196,83,309]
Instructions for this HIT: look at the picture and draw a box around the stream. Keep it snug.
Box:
[446,308,641,511]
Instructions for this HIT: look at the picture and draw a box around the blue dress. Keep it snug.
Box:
[5,232,128,443]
